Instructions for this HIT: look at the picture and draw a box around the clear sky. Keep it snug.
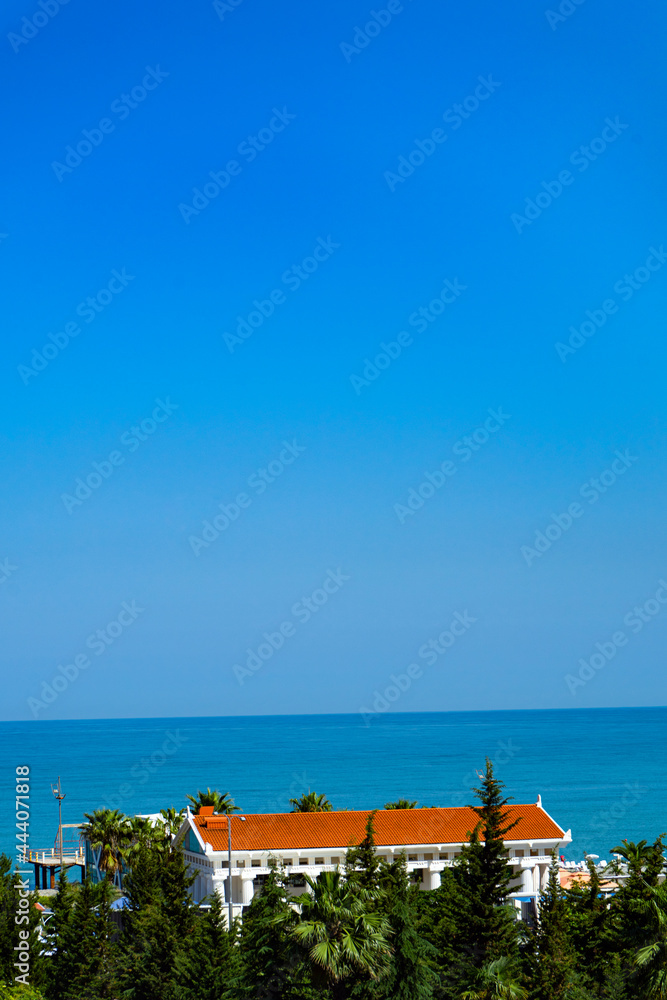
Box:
[2,0,666,721]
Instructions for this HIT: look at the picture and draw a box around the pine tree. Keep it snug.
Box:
[345,812,384,893]
[113,842,196,1000]
[526,854,575,1000]
[413,866,467,997]
[45,877,116,1000]
[564,857,617,996]
[44,871,76,1000]
[237,860,303,998]
[177,890,239,1000]
[0,854,45,992]
[374,854,436,1000]
[454,760,520,967]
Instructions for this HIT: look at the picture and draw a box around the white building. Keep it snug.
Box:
[176,799,571,923]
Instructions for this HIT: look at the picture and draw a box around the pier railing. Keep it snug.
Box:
[26,847,86,865]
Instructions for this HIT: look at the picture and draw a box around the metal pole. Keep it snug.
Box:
[227,816,232,931]
[51,778,66,872]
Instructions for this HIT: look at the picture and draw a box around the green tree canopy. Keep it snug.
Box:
[185,789,239,814]
[289,791,333,813]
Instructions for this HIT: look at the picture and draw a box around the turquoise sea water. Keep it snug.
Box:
[2,708,665,881]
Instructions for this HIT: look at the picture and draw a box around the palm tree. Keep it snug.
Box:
[159,807,185,838]
[289,790,333,813]
[288,869,391,999]
[461,957,528,999]
[185,789,239,814]
[80,808,130,880]
[635,882,667,998]
[611,839,654,873]
[384,799,418,810]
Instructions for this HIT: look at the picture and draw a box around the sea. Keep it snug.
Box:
[2,707,665,884]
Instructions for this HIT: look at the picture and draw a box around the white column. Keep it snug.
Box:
[521,867,533,894]
[541,864,550,891]
[532,866,540,893]
[426,869,441,890]
[241,875,255,905]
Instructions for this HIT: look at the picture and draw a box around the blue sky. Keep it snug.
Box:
[2,0,667,721]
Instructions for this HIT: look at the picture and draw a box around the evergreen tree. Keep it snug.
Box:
[46,876,115,1000]
[0,854,44,992]
[525,854,575,1000]
[564,857,616,996]
[113,842,196,1000]
[373,854,436,1000]
[414,854,494,999]
[44,872,76,1000]
[454,760,520,966]
[237,860,305,998]
[177,891,239,1000]
[345,813,384,893]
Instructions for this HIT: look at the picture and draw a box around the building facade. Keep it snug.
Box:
[175,799,571,923]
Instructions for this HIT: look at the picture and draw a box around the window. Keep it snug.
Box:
[410,869,424,884]
[331,856,340,865]
[251,859,261,867]
[288,874,306,887]
[439,853,448,860]
[237,860,245,868]
[530,849,539,857]
[299,858,309,865]
[423,853,433,861]
[315,857,325,865]
[408,854,418,862]
[283,858,293,866]
[515,849,524,858]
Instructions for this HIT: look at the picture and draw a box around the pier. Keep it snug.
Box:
[27,824,86,889]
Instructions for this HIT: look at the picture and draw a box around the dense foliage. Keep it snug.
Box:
[2,763,666,999]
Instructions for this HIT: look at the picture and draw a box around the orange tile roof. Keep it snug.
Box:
[192,805,565,853]
[559,870,618,891]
